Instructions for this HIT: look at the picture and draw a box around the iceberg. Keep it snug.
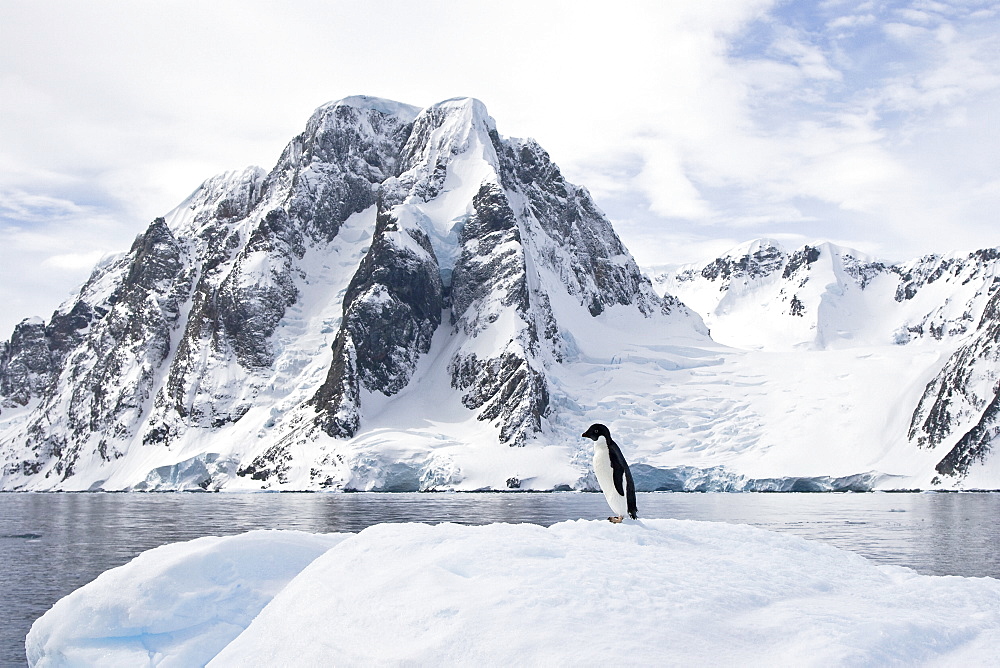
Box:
[26,530,345,666]
[27,520,1000,666]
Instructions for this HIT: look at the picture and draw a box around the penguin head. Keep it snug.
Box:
[582,423,610,441]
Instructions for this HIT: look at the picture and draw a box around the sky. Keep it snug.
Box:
[2,0,1000,337]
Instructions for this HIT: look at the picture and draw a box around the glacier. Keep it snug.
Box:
[26,521,1000,666]
[2,97,1000,490]
[650,239,1000,488]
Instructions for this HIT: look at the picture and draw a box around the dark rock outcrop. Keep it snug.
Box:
[910,287,1000,478]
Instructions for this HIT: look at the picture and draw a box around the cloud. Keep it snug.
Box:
[827,13,877,29]
[40,252,107,272]
[614,0,1000,258]
[0,189,137,335]
[2,0,1000,336]
[0,191,91,223]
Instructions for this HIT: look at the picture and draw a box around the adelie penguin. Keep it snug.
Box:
[582,423,637,523]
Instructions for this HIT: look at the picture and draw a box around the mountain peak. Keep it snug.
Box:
[322,95,422,123]
[722,237,787,258]
[401,97,499,176]
[431,97,496,127]
[717,238,876,264]
[164,167,267,235]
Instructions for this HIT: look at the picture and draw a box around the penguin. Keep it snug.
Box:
[582,423,637,523]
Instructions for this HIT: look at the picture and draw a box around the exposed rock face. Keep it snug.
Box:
[312,199,445,437]
[696,240,787,288]
[870,248,1000,479]
[1,318,54,408]
[494,137,662,318]
[309,98,674,449]
[451,183,527,333]
[448,182,546,445]
[0,96,696,490]
[11,217,188,479]
[909,287,1000,478]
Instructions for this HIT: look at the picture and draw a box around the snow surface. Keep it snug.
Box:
[27,520,1000,666]
[26,530,344,667]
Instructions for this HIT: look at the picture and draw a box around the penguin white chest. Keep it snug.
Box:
[592,436,629,517]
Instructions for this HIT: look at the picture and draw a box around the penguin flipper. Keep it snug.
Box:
[612,464,626,497]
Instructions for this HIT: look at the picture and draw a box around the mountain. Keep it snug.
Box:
[0,96,706,491]
[652,239,999,351]
[650,239,1000,487]
[4,98,1000,492]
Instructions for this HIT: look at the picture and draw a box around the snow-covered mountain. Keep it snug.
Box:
[652,239,999,351]
[649,239,1000,487]
[0,96,705,491]
[3,98,1000,491]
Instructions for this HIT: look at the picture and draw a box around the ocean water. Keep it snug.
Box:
[2,491,999,666]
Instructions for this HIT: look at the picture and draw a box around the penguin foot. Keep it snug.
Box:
[608,516,624,524]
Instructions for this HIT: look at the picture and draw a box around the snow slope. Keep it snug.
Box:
[646,239,1000,488]
[27,521,1000,666]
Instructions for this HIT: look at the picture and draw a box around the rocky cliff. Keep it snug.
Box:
[0,96,702,491]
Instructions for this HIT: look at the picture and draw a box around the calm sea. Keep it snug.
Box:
[2,491,999,666]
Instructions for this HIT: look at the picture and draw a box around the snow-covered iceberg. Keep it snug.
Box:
[27,520,1000,666]
[26,530,345,666]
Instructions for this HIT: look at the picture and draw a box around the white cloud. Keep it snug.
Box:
[884,21,930,42]
[1,0,1000,336]
[0,190,136,335]
[40,252,107,272]
[770,34,843,81]
[827,13,877,29]
[898,8,936,23]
